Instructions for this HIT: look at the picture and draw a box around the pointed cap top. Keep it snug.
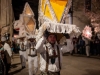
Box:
[23,2,34,16]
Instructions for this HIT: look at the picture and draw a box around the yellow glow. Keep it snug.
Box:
[27,13,32,15]
[27,18,35,32]
[23,16,30,24]
[24,4,33,15]
[45,5,53,20]
[42,0,46,12]
[41,0,68,22]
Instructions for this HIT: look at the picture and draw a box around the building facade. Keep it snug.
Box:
[0,0,14,40]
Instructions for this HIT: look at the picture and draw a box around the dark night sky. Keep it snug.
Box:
[12,0,39,34]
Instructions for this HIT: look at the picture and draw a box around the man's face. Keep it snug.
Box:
[47,34,56,44]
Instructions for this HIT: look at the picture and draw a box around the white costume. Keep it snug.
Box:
[84,38,90,57]
[36,37,69,73]
[66,39,74,54]
[1,36,12,64]
[19,40,27,68]
[3,42,12,64]
[27,39,38,75]
[60,38,74,54]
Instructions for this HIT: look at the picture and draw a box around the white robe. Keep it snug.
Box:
[19,41,28,60]
[3,43,12,57]
[60,38,74,53]
[35,36,70,72]
[3,42,12,64]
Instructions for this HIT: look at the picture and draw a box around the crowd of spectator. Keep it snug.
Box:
[72,34,100,57]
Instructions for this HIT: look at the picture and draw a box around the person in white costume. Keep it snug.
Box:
[27,36,38,75]
[82,37,90,57]
[18,37,27,69]
[60,34,74,55]
[1,36,12,74]
[35,31,70,75]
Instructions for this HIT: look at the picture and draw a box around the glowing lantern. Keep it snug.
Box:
[22,2,36,36]
[82,26,92,40]
[38,0,72,24]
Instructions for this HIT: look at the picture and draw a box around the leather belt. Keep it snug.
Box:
[20,50,26,51]
[48,55,58,58]
[28,54,37,57]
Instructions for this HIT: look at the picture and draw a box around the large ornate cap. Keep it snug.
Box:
[36,22,80,41]
[22,2,36,36]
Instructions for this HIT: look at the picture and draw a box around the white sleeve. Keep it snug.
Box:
[35,36,46,53]
[4,43,12,57]
[57,45,63,68]
[59,44,73,53]
[60,49,63,68]
[17,39,20,44]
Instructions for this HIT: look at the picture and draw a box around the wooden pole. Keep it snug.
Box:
[10,0,14,45]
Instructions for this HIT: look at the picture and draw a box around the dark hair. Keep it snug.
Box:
[63,33,70,39]
[47,33,57,39]
[44,30,57,39]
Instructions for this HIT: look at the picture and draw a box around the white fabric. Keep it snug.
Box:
[14,20,19,29]
[1,37,6,42]
[28,56,38,75]
[25,40,28,60]
[19,14,24,23]
[97,33,100,39]
[19,40,28,61]
[26,49,29,60]
[19,41,27,50]
[14,20,23,29]
[36,22,80,42]
[62,39,74,53]
[19,51,27,67]
[26,41,37,55]
[3,43,12,57]
[36,37,72,72]
[27,35,36,39]
[27,38,38,75]
[86,46,90,56]
[19,26,26,37]
[16,39,20,44]
[29,47,36,55]
[3,43,12,64]
[83,38,90,56]
[59,36,66,44]
[43,22,80,34]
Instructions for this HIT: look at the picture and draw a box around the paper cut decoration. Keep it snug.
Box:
[23,2,34,16]
[24,16,36,34]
